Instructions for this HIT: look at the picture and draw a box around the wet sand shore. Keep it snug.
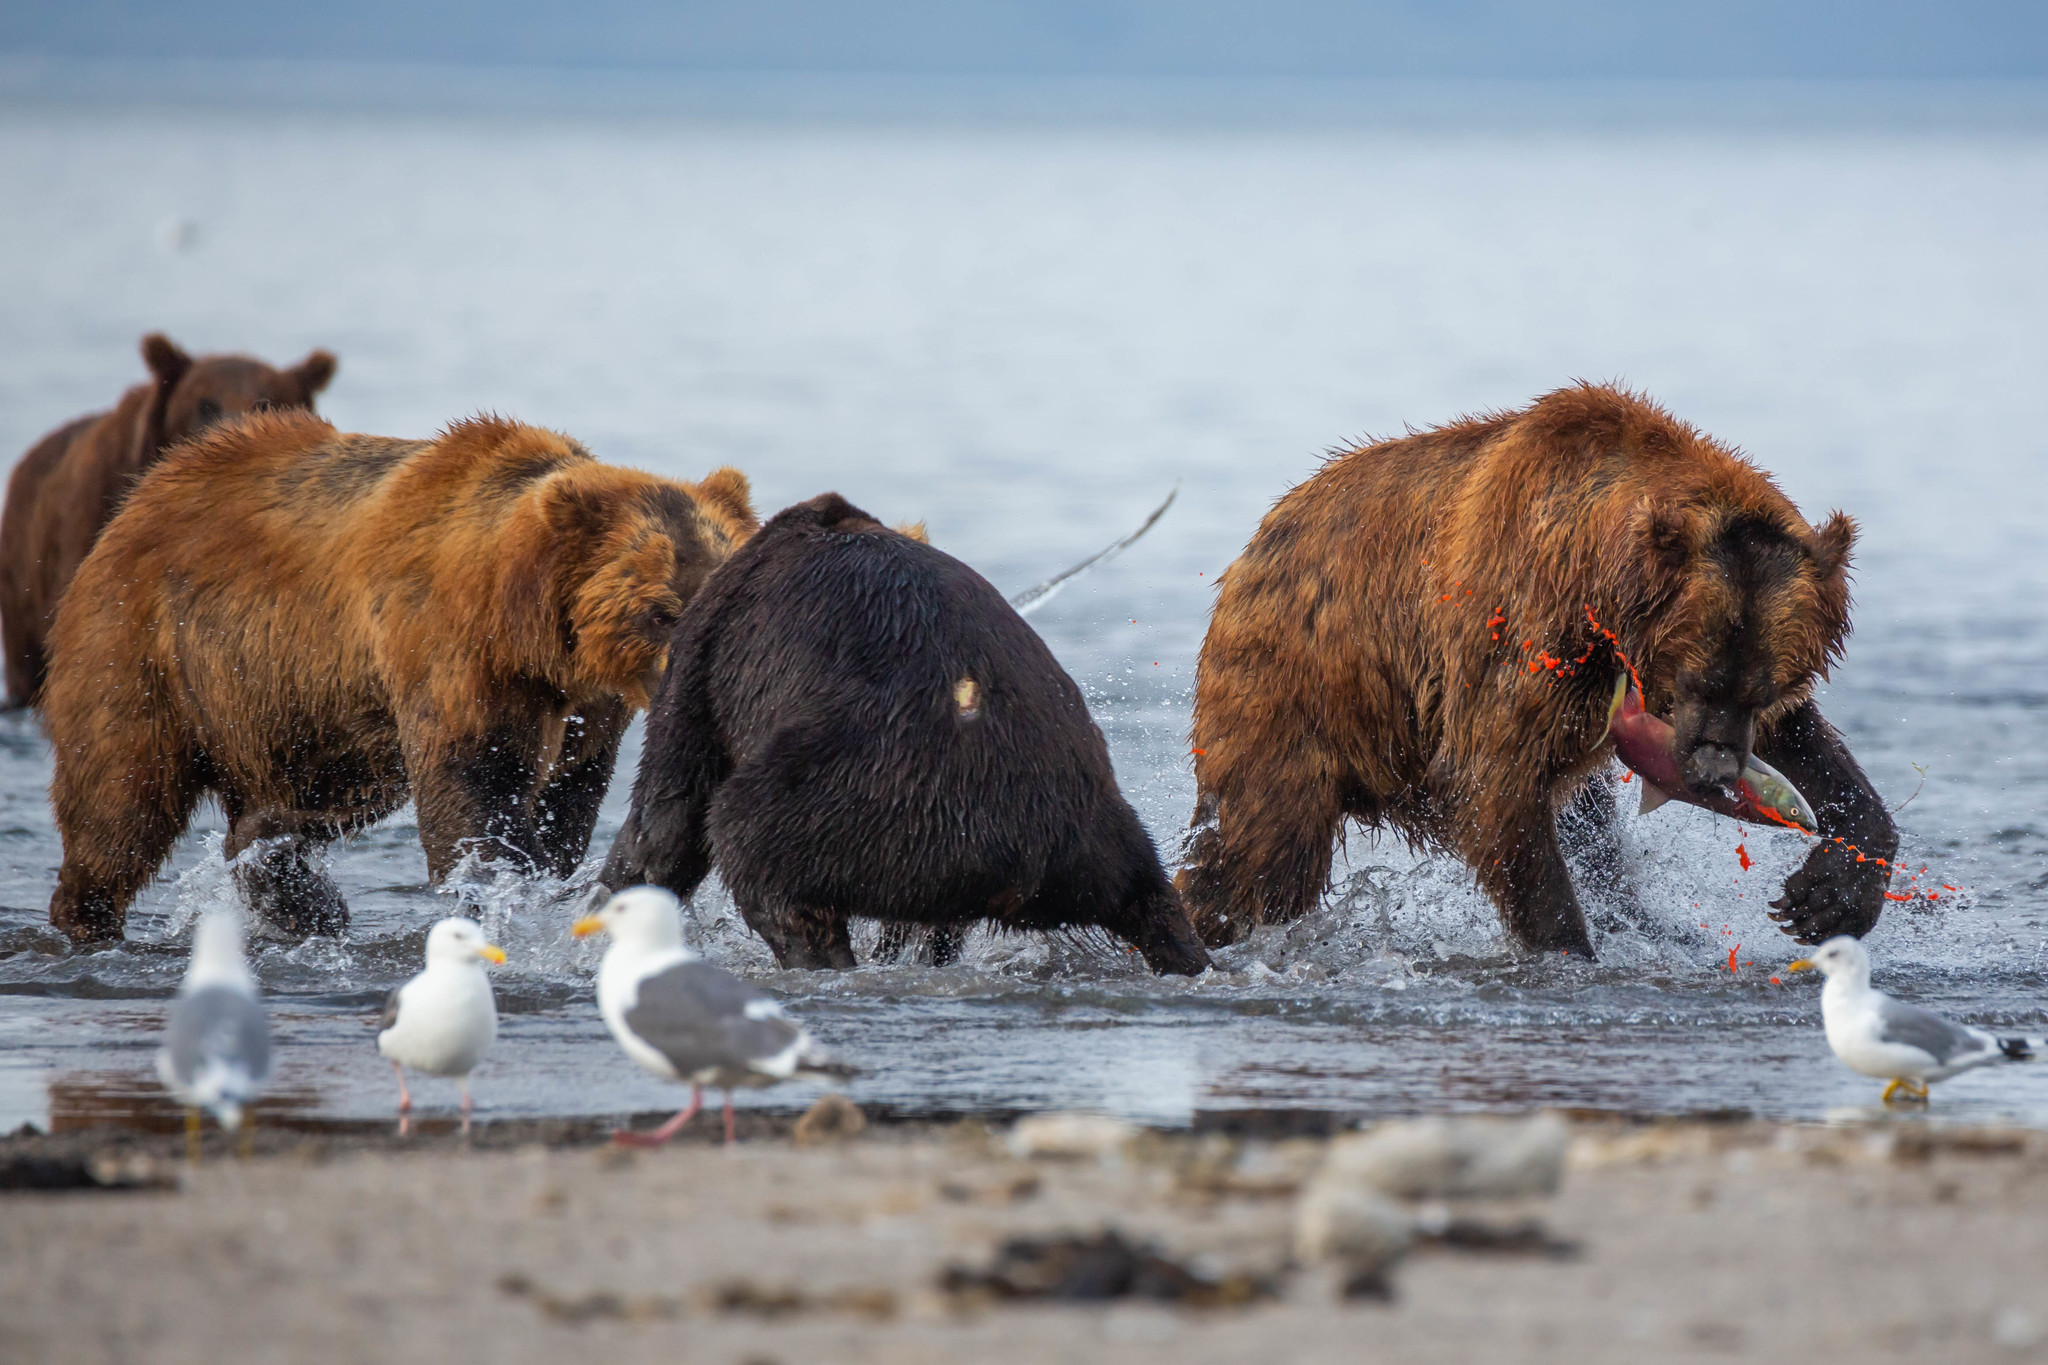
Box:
[5,1112,2047,1365]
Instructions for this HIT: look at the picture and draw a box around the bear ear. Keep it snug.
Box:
[1635,500,1695,581]
[141,333,192,388]
[694,466,756,532]
[1809,510,1856,580]
[292,350,338,397]
[537,477,621,544]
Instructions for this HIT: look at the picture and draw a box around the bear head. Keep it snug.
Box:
[141,332,337,456]
[1631,493,1855,805]
[530,461,758,710]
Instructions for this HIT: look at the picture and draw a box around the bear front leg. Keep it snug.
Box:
[1466,800,1597,959]
[406,720,552,882]
[534,696,630,878]
[1754,698,1898,943]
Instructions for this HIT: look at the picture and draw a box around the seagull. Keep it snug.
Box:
[377,917,506,1136]
[572,886,856,1146]
[1789,935,2038,1104]
[156,911,271,1160]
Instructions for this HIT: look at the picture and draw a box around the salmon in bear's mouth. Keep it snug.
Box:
[1600,676,1819,834]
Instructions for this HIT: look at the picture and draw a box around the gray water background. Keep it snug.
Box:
[2,87,2046,1132]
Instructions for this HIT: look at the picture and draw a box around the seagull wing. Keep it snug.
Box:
[377,985,404,1035]
[623,961,804,1079]
[164,985,272,1091]
[1875,994,1993,1066]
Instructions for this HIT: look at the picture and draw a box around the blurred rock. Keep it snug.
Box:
[1293,1181,1413,1268]
[1007,1113,1136,1161]
[792,1093,866,1146]
[1322,1113,1567,1200]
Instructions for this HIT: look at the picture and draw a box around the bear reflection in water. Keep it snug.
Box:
[40,410,757,943]
[602,492,1211,977]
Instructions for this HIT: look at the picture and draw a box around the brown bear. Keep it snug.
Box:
[600,493,1211,976]
[1180,383,1896,958]
[0,333,337,709]
[42,409,756,943]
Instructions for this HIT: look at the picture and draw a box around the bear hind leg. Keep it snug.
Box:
[1177,768,1346,949]
[871,921,966,967]
[1555,772,1646,933]
[49,743,202,944]
[225,809,350,939]
[736,892,857,971]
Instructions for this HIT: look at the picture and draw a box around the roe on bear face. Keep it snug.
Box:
[41,410,755,944]
[0,332,337,709]
[1180,383,1893,958]
[600,492,1210,977]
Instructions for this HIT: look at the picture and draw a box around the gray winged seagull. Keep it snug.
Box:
[156,910,271,1160]
[573,886,855,1145]
[1789,935,2038,1103]
[377,917,506,1136]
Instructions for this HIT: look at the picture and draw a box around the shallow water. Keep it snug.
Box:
[2,94,2046,1134]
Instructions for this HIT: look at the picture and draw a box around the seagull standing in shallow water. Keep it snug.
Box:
[1789,935,2038,1104]
[156,911,271,1160]
[377,918,506,1136]
[573,886,855,1146]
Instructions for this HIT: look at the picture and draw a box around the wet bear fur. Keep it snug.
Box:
[1,333,336,708]
[1181,383,1896,957]
[601,493,1211,976]
[43,409,756,943]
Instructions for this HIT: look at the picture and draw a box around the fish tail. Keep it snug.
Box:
[1599,674,1627,745]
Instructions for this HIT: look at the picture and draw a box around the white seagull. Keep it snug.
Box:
[156,910,271,1160]
[377,918,506,1135]
[572,886,855,1146]
[1789,935,2038,1104]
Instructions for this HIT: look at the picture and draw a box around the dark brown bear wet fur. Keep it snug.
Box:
[601,493,1210,976]
[0,333,336,708]
[1181,383,1896,957]
[43,410,756,943]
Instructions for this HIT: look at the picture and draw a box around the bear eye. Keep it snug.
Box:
[249,398,275,414]
[639,605,680,635]
[196,399,222,425]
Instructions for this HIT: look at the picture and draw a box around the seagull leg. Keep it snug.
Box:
[184,1107,202,1164]
[393,1060,412,1138]
[612,1086,702,1147]
[1881,1078,1906,1104]
[723,1090,736,1146]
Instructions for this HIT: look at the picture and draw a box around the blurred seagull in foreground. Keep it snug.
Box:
[573,886,856,1145]
[377,917,505,1136]
[1789,935,2039,1104]
[156,911,271,1160]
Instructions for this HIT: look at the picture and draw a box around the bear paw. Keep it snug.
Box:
[1768,841,1884,943]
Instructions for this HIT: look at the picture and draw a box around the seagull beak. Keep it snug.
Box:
[480,944,507,965]
[1786,959,1815,973]
[571,916,606,939]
